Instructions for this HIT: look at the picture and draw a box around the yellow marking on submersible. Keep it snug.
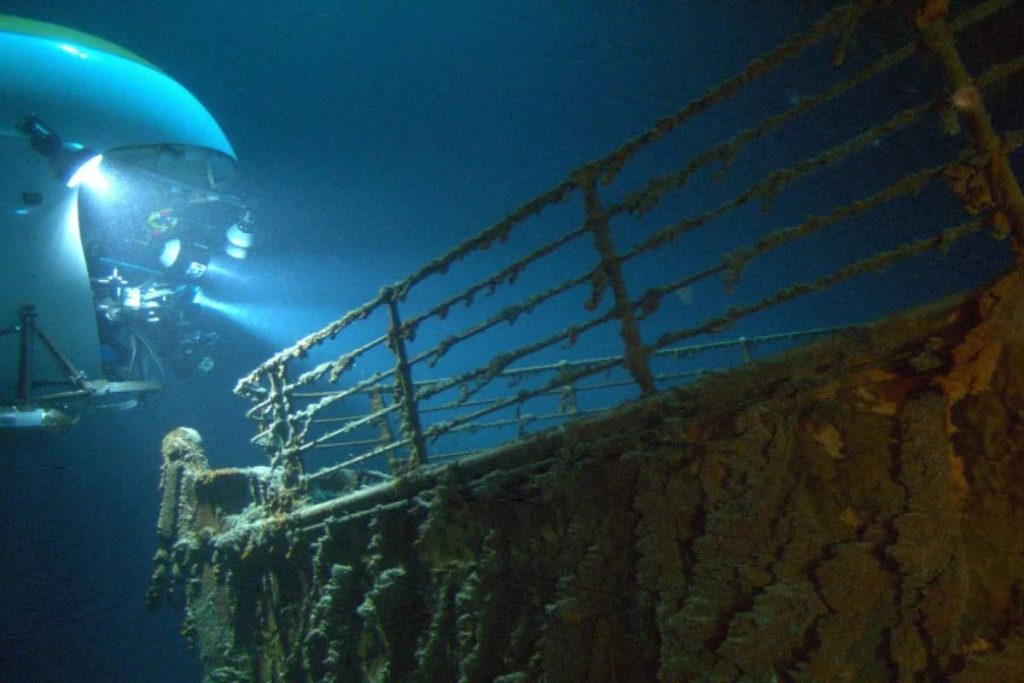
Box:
[0,14,162,71]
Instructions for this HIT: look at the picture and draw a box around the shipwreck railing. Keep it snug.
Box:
[235,0,1024,489]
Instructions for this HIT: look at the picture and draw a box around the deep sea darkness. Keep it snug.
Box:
[1,1,1012,681]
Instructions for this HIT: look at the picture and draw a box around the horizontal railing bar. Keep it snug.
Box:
[613,40,917,219]
[392,183,579,302]
[412,325,851,400]
[622,52,1024,274]
[284,368,398,427]
[292,332,390,390]
[434,406,613,437]
[284,402,402,458]
[591,3,859,186]
[316,436,411,470]
[408,266,596,370]
[413,309,620,408]
[236,290,389,395]
[619,99,936,267]
[276,326,852,414]
[421,356,625,444]
[399,225,591,339]
[636,163,952,316]
[309,437,384,450]
[652,216,988,351]
[310,413,388,423]
[608,0,1014,219]
[636,120,1024,327]
[656,326,851,356]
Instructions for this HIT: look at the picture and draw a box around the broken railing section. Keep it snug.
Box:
[235,0,1024,499]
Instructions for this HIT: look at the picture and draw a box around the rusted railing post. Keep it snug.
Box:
[919,6,1024,256]
[739,337,753,364]
[556,361,580,416]
[582,179,657,396]
[261,365,304,510]
[370,387,402,474]
[384,288,428,469]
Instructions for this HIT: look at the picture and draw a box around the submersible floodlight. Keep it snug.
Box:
[224,219,254,259]
[19,114,106,189]
[160,238,211,279]
[63,148,104,189]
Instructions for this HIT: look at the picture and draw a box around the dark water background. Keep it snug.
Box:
[0,1,1015,681]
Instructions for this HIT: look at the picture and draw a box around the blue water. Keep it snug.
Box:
[1,2,1016,681]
